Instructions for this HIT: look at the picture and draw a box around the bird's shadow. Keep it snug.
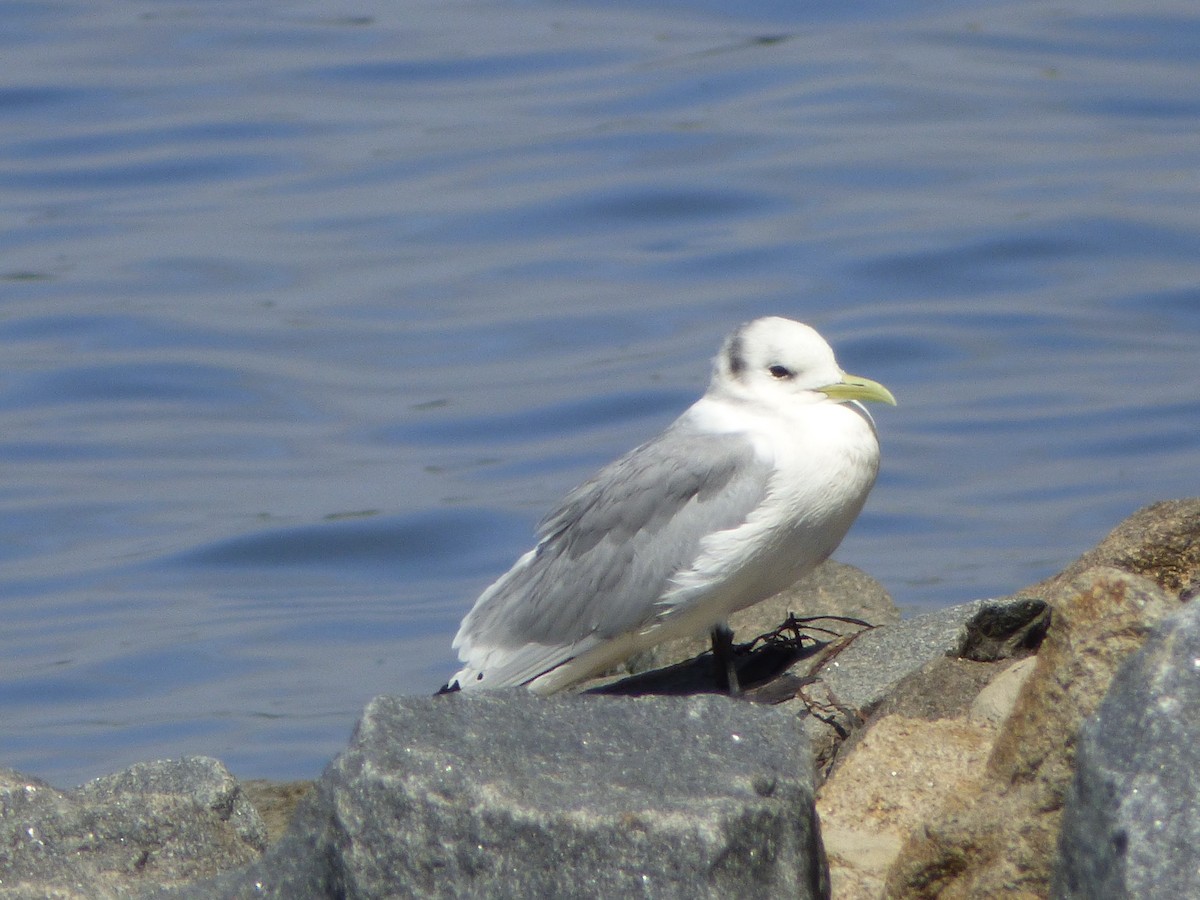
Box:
[585,615,871,703]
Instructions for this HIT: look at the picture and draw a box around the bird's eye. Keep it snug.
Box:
[768,364,793,379]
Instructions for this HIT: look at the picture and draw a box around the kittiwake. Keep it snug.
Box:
[440,316,895,695]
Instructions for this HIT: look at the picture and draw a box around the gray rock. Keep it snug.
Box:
[0,756,266,899]
[810,597,1046,713]
[793,596,1047,771]
[588,595,1048,777]
[883,569,1174,899]
[207,691,830,899]
[1053,599,1200,899]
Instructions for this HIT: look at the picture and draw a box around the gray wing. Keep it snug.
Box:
[453,415,772,687]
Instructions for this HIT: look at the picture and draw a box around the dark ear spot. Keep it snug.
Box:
[726,331,746,376]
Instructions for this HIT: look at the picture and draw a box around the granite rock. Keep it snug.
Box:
[0,756,265,899]
[793,595,1047,773]
[1053,599,1200,899]
[204,691,830,899]
[806,596,1045,715]
[884,568,1176,899]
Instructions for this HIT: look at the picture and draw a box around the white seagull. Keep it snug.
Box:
[440,317,895,695]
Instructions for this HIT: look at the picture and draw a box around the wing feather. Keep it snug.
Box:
[449,415,770,689]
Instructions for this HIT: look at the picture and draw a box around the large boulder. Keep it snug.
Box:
[1053,599,1200,899]
[205,691,830,899]
[0,756,266,899]
[883,568,1177,899]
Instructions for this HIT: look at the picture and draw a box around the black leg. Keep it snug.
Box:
[710,625,741,696]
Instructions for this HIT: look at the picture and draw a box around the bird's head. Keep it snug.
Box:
[711,317,896,410]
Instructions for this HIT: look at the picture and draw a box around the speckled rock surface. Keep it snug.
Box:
[0,757,265,899]
[1054,599,1200,899]
[201,691,829,900]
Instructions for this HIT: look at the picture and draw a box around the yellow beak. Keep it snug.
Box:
[818,373,897,406]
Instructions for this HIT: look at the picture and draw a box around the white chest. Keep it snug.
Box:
[661,398,881,617]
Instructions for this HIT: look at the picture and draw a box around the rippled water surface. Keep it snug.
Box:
[3,0,1197,786]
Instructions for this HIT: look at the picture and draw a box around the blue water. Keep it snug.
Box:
[2,0,1197,787]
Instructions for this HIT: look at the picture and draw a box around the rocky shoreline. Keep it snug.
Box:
[2,500,1196,899]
